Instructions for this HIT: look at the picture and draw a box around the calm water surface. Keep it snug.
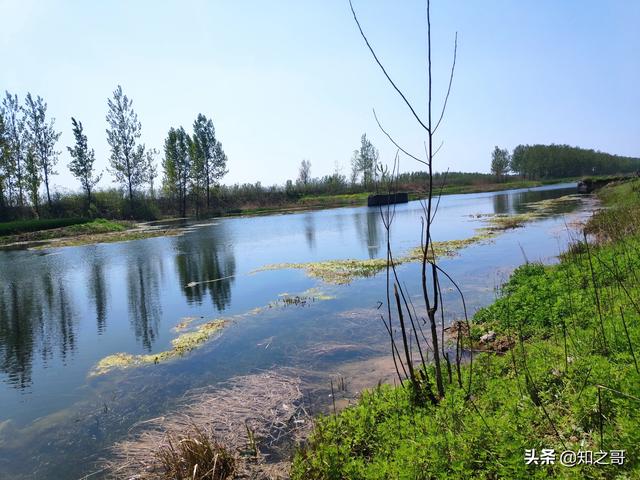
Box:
[0,183,591,478]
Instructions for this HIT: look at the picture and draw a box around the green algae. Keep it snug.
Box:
[90,319,226,376]
[253,234,495,285]
[252,195,581,285]
[479,195,580,233]
[173,316,198,332]
[90,287,337,376]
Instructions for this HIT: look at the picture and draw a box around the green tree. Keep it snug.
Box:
[490,146,510,181]
[350,149,360,185]
[25,146,40,215]
[67,117,101,209]
[297,159,311,187]
[106,85,148,208]
[192,114,227,209]
[2,92,27,207]
[0,111,7,210]
[145,148,159,198]
[508,144,640,179]
[355,133,379,189]
[162,127,191,217]
[23,93,61,209]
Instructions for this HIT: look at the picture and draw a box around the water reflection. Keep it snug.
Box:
[304,214,316,250]
[492,193,510,214]
[88,251,109,334]
[0,268,76,389]
[174,224,236,312]
[354,209,381,258]
[127,249,163,351]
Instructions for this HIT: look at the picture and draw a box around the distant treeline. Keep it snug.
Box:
[1,84,637,223]
[509,144,640,179]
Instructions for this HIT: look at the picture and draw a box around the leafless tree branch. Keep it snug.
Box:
[349,0,431,134]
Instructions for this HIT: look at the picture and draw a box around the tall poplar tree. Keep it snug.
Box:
[23,93,61,209]
[2,92,26,206]
[0,111,7,209]
[25,147,40,215]
[106,85,147,208]
[162,127,191,217]
[192,114,227,208]
[68,117,101,208]
[354,133,379,189]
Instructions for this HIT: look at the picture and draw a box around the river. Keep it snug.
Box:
[0,183,593,478]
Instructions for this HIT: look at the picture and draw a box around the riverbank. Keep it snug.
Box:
[291,179,640,479]
[0,179,573,249]
[226,178,571,217]
[0,218,183,249]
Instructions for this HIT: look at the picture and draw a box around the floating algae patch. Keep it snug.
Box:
[90,319,226,376]
[481,213,536,231]
[91,288,337,376]
[253,234,495,285]
[525,194,580,212]
[173,316,198,332]
[252,195,582,285]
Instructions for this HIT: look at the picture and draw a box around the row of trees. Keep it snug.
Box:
[294,133,381,192]
[0,92,61,213]
[161,116,227,217]
[491,144,640,180]
[0,86,228,219]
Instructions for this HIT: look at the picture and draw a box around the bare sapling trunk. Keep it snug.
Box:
[351,0,467,404]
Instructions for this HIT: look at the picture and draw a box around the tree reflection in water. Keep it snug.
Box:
[174,223,236,312]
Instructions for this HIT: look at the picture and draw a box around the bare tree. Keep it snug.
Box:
[350,0,468,404]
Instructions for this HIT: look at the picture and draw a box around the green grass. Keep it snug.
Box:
[0,218,131,245]
[0,218,92,236]
[292,180,640,479]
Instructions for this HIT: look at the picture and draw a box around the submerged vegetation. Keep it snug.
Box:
[91,287,336,376]
[91,319,226,376]
[291,180,640,479]
[255,195,578,285]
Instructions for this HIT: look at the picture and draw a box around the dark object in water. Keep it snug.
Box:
[367,192,409,207]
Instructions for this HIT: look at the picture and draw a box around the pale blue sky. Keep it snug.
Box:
[1,0,638,191]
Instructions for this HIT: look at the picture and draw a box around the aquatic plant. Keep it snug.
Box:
[90,319,226,375]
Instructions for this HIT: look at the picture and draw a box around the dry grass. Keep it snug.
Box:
[155,426,236,479]
[105,371,309,480]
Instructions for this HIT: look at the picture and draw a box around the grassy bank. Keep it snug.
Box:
[291,180,640,479]
[0,218,129,244]
[223,178,575,218]
[0,218,186,249]
[0,217,93,236]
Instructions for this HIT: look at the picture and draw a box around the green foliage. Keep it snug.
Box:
[293,181,640,479]
[106,85,149,205]
[0,217,91,236]
[23,93,61,208]
[67,117,101,206]
[353,133,379,188]
[162,126,191,217]
[510,144,640,180]
[490,145,510,180]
